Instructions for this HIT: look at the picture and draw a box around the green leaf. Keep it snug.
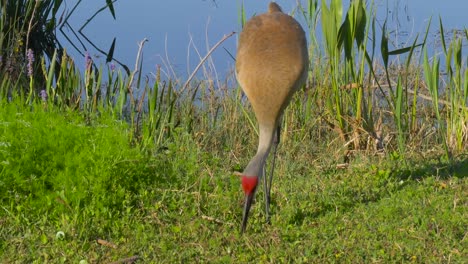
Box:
[381,20,389,68]
[439,16,447,55]
[41,233,49,244]
[354,0,367,47]
[46,50,58,95]
[106,38,116,63]
[321,0,341,58]
[53,0,63,17]
[388,44,423,56]
[404,34,420,70]
[454,38,462,71]
[337,19,350,58]
[239,1,246,28]
[106,0,116,19]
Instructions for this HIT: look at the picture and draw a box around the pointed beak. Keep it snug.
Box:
[241,192,255,233]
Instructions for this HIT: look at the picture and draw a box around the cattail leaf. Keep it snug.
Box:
[106,38,116,63]
[53,0,63,16]
[354,0,366,47]
[439,16,447,55]
[106,0,116,19]
[381,20,389,68]
[388,44,423,56]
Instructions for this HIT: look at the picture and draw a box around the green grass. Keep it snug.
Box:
[0,100,466,262]
[0,0,467,262]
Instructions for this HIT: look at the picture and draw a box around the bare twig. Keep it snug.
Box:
[127,38,148,105]
[25,0,41,53]
[97,238,117,249]
[204,17,221,89]
[202,215,233,225]
[406,88,463,110]
[55,196,72,211]
[367,82,467,111]
[165,34,178,79]
[336,163,349,169]
[180,31,236,97]
[109,255,140,264]
[134,84,147,141]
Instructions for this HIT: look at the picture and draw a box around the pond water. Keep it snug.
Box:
[59,0,467,80]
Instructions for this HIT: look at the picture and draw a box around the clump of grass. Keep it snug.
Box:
[0,0,467,262]
[0,97,466,262]
[0,99,193,261]
[425,18,468,157]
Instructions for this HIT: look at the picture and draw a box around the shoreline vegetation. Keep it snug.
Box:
[0,0,466,262]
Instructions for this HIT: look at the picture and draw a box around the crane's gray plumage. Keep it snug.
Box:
[236,2,308,232]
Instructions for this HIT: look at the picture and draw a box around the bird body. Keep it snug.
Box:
[236,2,308,232]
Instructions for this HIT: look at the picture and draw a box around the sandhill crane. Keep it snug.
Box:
[236,2,308,232]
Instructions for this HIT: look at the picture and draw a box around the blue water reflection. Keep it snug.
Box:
[59,0,467,79]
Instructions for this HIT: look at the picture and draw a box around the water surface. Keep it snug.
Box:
[59,0,467,79]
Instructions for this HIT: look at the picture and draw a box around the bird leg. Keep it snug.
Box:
[264,124,281,224]
[262,164,269,223]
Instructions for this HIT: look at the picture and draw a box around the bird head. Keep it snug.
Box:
[241,175,258,233]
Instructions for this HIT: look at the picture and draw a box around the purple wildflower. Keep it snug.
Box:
[26,49,34,77]
[85,51,92,70]
[40,89,48,101]
[109,62,116,71]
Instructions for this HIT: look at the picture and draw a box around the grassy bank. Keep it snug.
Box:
[0,0,467,262]
[0,100,466,262]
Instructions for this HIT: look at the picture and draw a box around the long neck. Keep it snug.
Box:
[243,124,276,179]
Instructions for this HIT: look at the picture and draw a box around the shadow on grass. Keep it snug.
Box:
[285,155,467,226]
[393,155,468,181]
[111,157,176,194]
